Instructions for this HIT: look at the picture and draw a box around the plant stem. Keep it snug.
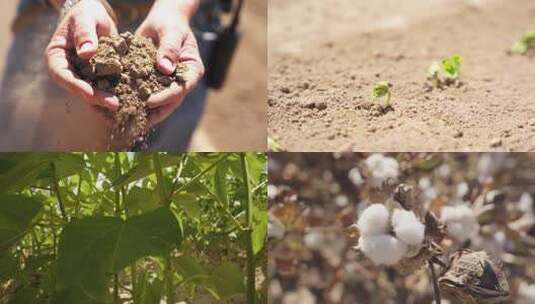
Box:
[165,256,174,304]
[240,153,256,304]
[74,173,83,218]
[429,261,441,304]
[113,153,122,304]
[131,262,138,304]
[152,153,168,206]
[50,162,68,221]
[172,154,229,195]
[152,153,175,303]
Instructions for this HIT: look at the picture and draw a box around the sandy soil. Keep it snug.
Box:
[268,0,535,152]
[0,0,266,151]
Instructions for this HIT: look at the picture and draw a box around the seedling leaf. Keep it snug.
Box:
[511,31,535,54]
[441,55,462,80]
[372,81,392,105]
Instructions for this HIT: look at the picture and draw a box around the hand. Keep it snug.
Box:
[45,0,119,111]
[135,0,204,127]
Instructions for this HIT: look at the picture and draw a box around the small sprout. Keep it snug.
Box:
[441,55,462,80]
[427,55,463,87]
[511,31,535,54]
[372,81,392,104]
[268,137,282,152]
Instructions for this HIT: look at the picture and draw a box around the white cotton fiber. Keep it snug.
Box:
[441,205,479,242]
[357,204,389,236]
[391,209,425,246]
[358,235,407,266]
[365,154,400,186]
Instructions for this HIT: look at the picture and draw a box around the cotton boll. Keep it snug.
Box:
[441,205,479,242]
[518,192,533,214]
[348,167,364,186]
[365,154,399,186]
[391,209,425,246]
[518,282,535,304]
[358,235,407,266]
[357,204,389,236]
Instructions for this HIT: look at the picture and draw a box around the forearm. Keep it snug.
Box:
[152,0,200,20]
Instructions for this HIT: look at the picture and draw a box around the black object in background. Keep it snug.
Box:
[206,0,243,89]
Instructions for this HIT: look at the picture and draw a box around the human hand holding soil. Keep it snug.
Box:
[45,0,120,111]
[135,0,205,127]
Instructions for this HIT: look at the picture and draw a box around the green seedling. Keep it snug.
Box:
[427,55,463,87]
[372,81,392,105]
[268,137,283,152]
[511,31,535,54]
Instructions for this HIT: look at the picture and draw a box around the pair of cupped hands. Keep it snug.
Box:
[45,0,204,127]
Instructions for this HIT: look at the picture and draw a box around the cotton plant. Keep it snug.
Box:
[440,204,479,243]
[355,204,425,266]
[364,154,400,187]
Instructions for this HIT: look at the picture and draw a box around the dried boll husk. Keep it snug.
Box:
[438,250,510,304]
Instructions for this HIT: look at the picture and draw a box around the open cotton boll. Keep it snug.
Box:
[391,209,425,246]
[358,235,407,266]
[365,154,399,186]
[518,192,533,214]
[357,204,390,236]
[441,205,479,242]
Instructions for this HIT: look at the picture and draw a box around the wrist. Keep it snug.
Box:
[153,0,199,20]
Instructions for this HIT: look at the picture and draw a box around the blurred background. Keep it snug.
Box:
[268,153,535,304]
[0,0,266,151]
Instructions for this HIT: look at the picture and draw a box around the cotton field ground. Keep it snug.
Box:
[268,0,535,151]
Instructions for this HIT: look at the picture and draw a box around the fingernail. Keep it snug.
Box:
[105,97,119,108]
[160,58,175,73]
[79,42,93,53]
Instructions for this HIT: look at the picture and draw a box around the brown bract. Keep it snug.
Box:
[71,32,187,149]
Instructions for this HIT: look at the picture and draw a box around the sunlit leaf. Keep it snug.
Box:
[0,194,42,249]
[55,207,183,302]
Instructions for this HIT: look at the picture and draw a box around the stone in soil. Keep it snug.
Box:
[71,32,188,149]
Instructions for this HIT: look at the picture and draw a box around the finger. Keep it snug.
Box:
[176,31,205,92]
[147,103,177,128]
[156,30,187,75]
[46,47,119,111]
[91,89,120,111]
[146,82,186,109]
[72,15,99,59]
[46,46,94,98]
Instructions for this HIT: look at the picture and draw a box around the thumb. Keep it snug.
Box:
[72,16,99,60]
[156,31,186,75]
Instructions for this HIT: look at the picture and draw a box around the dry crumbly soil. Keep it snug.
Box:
[268,0,535,152]
[71,32,187,149]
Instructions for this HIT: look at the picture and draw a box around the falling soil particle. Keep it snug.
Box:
[71,32,187,149]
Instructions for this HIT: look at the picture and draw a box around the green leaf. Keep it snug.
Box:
[125,186,159,216]
[210,262,246,299]
[512,31,535,54]
[0,252,18,281]
[174,256,209,284]
[372,81,390,98]
[55,207,183,303]
[37,153,85,181]
[0,155,53,193]
[174,193,201,219]
[214,163,228,205]
[113,154,181,187]
[138,274,163,304]
[0,194,42,250]
[441,55,462,79]
[245,153,265,186]
[251,206,267,256]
